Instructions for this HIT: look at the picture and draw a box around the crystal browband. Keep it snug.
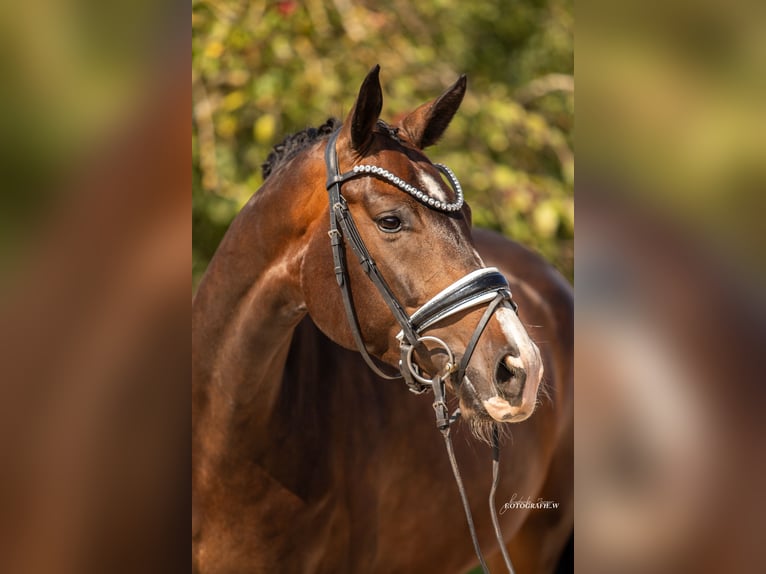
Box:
[349,163,464,212]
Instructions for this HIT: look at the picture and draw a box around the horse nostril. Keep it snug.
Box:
[494,355,526,398]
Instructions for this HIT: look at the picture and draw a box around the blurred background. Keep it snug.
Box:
[0,1,189,573]
[191,0,575,288]
[577,0,766,571]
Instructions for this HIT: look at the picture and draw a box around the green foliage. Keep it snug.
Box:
[192,0,573,288]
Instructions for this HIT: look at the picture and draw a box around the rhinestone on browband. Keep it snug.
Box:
[351,163,464,212]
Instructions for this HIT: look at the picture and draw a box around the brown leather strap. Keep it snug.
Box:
[490,426,516,573]
[454,291,512,387]
[432,376,490,573]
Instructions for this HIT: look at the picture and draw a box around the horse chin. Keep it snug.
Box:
[481,395,535,423]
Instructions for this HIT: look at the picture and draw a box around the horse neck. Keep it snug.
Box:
[192,155,322,462]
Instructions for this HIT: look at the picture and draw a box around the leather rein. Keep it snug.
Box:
[324,129,517,573]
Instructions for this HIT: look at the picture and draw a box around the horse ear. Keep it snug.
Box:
[341,64,383,152]
[399,75,467,149]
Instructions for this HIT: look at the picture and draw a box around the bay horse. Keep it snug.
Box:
[192,66,573,573]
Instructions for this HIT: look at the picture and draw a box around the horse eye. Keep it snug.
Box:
[376,215,402,233]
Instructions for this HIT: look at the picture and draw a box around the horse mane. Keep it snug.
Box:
[261,117,342,180]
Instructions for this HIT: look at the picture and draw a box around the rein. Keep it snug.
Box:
[324,129,517,573]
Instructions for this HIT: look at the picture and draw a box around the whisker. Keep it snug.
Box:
[537,374,554,405]
[466,416,517,446]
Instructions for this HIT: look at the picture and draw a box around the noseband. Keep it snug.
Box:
[324,129,518,573]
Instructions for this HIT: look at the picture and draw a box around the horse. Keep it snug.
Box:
[192,65,573,573]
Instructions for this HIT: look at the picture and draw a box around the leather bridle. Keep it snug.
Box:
[324,129,518,573]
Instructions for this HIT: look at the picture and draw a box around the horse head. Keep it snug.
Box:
[299,66,543,436]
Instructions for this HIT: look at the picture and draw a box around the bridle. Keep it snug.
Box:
[324,128,518,573]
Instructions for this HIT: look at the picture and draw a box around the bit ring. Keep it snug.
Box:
[404,335,455,385]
